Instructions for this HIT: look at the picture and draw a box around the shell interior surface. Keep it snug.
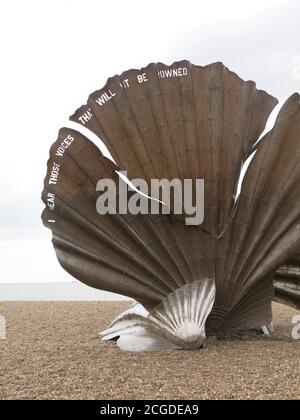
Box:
[42,61,300,351]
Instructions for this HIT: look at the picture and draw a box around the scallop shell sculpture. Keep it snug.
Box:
[42,61,300,351]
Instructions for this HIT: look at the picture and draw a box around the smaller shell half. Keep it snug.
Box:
[99,278,216,351]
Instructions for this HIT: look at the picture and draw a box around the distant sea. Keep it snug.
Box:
[0,282,131,301]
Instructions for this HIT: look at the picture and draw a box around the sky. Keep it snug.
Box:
[0,0,300,284]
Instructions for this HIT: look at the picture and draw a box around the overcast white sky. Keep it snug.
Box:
[0,0,299,283]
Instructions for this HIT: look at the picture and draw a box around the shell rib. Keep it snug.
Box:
[99,279,216,351]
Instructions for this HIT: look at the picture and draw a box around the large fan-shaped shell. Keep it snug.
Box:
[42,61,300,349]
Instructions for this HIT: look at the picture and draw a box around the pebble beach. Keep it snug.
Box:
[0,301,299,400]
